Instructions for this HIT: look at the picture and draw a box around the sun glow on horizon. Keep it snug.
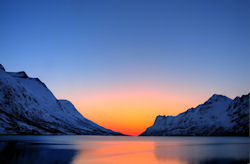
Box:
[68,84,202,136]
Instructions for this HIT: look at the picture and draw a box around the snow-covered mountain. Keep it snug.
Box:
[140,93,249,136]
[0,64,122,135]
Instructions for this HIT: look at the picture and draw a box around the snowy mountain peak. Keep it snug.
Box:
[206,94,232,103]
[8,71,29,78]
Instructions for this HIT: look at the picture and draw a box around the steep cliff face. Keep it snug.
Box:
[140,93,249,136]
[0,64,122,135]
[226,94,249,136]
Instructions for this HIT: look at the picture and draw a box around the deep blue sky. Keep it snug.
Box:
[1,0,249,99]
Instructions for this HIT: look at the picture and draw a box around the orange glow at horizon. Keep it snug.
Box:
[66,84,202,136]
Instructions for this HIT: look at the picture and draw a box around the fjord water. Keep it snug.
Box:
[0,136,249,164]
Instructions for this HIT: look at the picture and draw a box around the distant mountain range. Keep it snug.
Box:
[0,64,122,135]
[140,93,249,136]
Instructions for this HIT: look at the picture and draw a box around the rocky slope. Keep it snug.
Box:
[140,93,249,136]
[0,64,122,135]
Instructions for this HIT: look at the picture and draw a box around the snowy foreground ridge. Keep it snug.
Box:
[0,64,122,135]
[141,92,249,136]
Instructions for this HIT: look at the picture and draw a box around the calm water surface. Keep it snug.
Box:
[0,135,249,164]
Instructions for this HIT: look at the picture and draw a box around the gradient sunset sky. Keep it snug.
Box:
[1,0,249,136]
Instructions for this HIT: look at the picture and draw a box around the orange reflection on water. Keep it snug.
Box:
[72,140,186,164]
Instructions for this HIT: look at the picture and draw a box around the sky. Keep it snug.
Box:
[0,0,249,136]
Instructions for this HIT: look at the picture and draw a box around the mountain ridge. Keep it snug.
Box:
[140,93,249,136]
[0,64,122,135]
